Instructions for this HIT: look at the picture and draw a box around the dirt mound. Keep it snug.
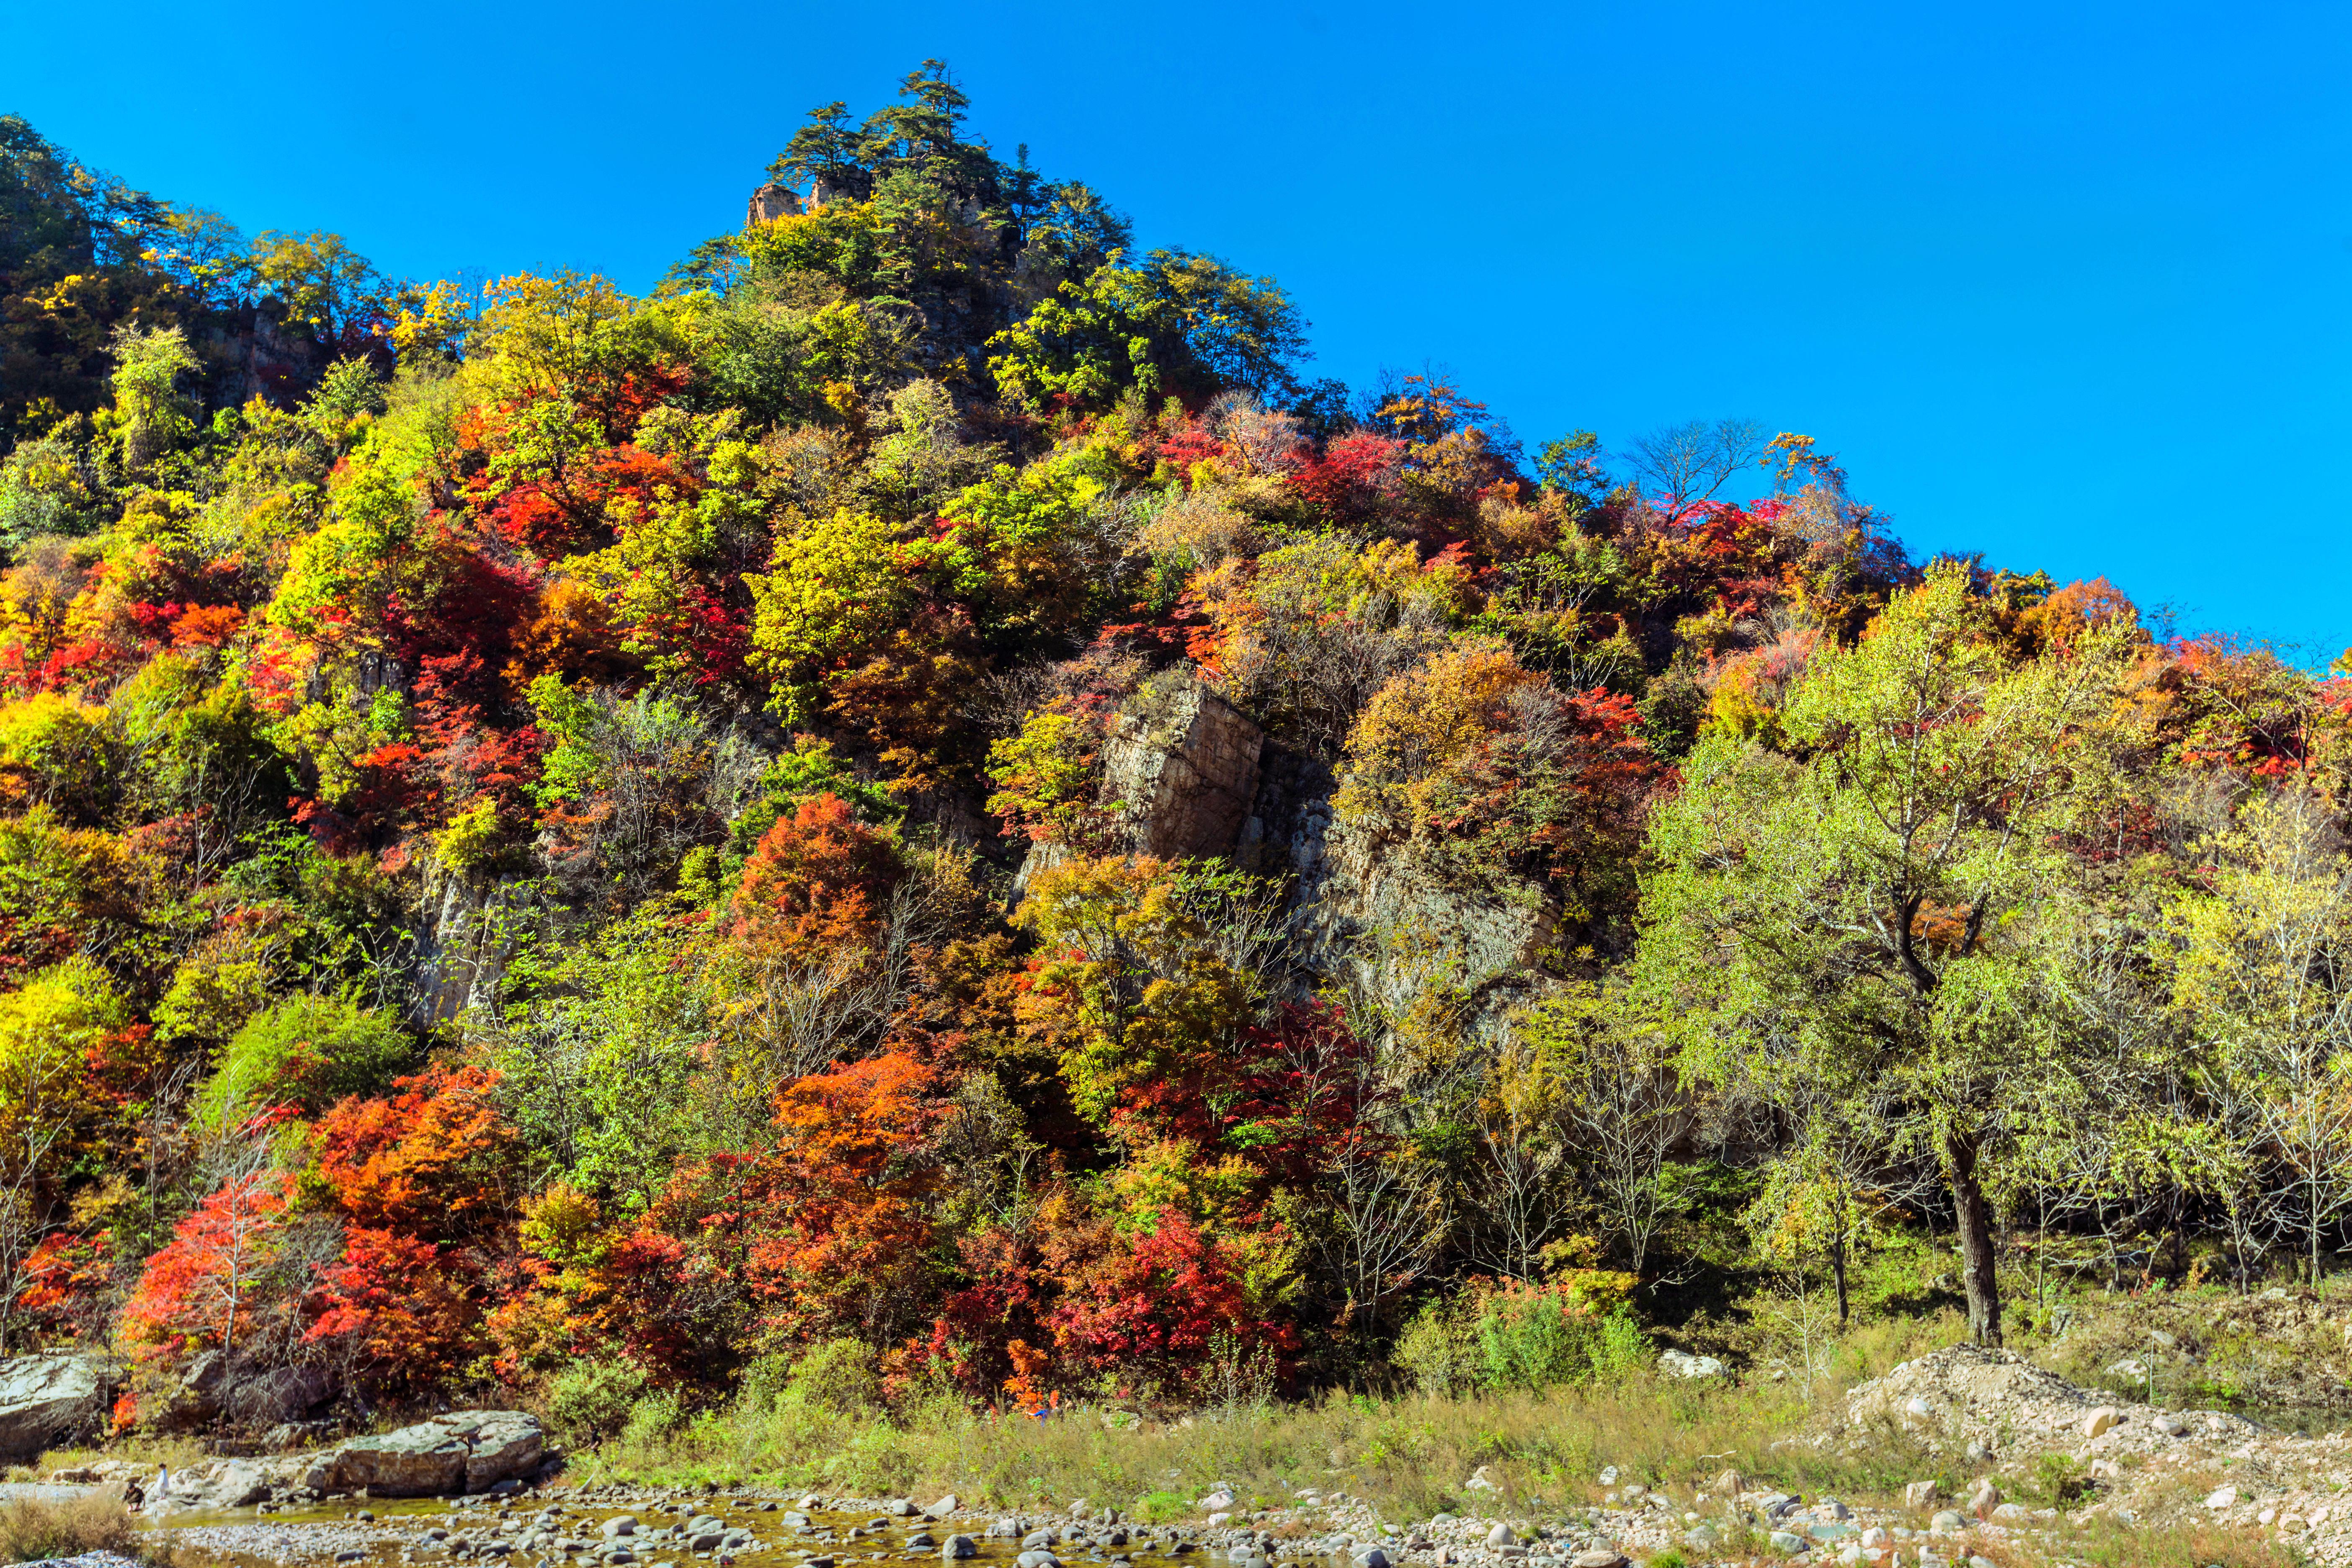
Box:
[1842,1343,2261,1458]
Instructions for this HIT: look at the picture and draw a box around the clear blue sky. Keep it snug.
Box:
[13,1,2350,656]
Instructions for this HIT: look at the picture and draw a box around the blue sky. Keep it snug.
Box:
[12,1,2350,656]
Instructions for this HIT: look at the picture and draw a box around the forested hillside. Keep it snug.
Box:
[2,63,2347,1442]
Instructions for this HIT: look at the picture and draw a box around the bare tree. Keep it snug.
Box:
[1463,1088,1575,1282]
[1619,417,1771,524]
[0,1050,76,1352]
[1305,1124,1446,1337]
[1277,1001,1447,1336]
[1516,987,1691,1277]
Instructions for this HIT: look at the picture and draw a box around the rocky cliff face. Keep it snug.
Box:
[1030,665,1558,1037]
[195,299,341,410]
[408,864,519,1025]
[1012,666,1266,899]
[1102,666,1264,861]
[1284,818,1560,1040]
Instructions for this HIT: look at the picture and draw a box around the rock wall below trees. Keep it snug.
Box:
[1065,665,1561,1039]
[1102,665,1264,861]
[409,864,518,1025]
[1286,816,1560,1040]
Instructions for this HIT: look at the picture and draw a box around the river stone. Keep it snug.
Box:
[0,1353,113,1460]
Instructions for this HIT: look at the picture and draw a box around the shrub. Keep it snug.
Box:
[624,1389,686,1443]
[549,1357,650,1446]
[192,991,413,1129]
[1395,1300,1485,1396]
[783,1337,882,1413]
[2030,1450,2092,1506]
[1398,1279,1651,1395]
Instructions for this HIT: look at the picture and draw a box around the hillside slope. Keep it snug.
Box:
[1,64,2348,1461]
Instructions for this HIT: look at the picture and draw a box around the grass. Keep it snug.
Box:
[563,1316,1963,1524]
[25,1433,209,1479]
[2047,1513,2302,1568]
[0,1492,140,1563]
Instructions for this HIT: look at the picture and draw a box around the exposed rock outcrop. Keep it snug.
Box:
[1289,818,1559,1037]
[0,1351,115,1460]
[747,181,805,224]
[1012,666,1266,899]
[158,1350,333,1432]
[1101,666,1263,861]
[304,1410,544,1497]
[410,864,520,1024]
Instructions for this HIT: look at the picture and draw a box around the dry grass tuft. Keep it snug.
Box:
[0,1491,139,1564]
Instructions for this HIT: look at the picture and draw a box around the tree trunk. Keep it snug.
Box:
[1831,1231,1850,1328]
[2313,1166,2326,1286]
[1945,1129,2003,1346]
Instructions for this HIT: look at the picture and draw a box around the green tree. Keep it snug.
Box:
[1638,562,2131,1345]
[987,252,1308,410]
[104,323,200,473]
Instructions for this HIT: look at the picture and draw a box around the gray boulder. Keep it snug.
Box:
[165,1459,273,1510]
[1658,1349,1728,1379]
[0,1352,114,1460]
[306,1409,544,1497]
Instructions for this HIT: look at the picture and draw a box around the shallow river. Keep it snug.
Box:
[141,1496,1251,1568]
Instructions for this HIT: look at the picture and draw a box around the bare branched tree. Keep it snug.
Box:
[0,1051,75,1353]
[1620,417,1770,524]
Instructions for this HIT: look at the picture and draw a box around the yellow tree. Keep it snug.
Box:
[2168,785,2352,1284]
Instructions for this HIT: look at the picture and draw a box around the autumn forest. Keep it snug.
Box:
[2,62,2348,1445]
